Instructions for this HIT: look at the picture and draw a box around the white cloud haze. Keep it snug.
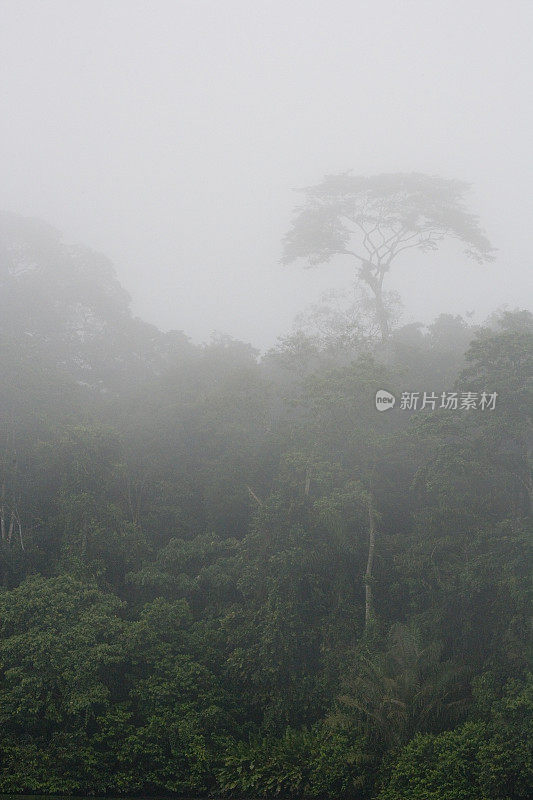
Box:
[1,0,531,347]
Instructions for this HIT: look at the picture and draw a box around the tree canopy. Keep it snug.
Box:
[0,214,529,798]
[282,173,495,339]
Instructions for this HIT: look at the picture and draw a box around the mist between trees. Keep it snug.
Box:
[0,173,531,799]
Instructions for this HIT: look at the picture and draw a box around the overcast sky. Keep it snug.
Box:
[1,0,532,348]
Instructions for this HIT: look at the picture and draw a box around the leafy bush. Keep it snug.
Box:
[217,725,374,798]
[379,674,533,800]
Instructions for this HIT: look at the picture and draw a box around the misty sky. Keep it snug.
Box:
[1,0,532,348]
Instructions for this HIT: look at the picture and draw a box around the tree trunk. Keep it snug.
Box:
[365,493,377,629]
[7,509,14,543]
[359,262,389,342]
[17,515,24,550]
[373,285,389,342]
[0,478,5,541]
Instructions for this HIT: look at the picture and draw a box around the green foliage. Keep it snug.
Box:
[379,722,487,800]
[217,725,374,798]
[0,215,530,798]
[336,622,467,748]
[380,674,533,800]
[0,577,227,793]
[0,575,127,792]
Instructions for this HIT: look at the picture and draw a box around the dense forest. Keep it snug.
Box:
[0,209,531,799]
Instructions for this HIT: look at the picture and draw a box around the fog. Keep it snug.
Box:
[1,5,532,794]
[1,0,532,348]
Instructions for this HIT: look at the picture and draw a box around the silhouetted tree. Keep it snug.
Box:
[282,173,494,340]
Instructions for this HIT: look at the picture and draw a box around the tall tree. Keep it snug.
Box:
[282,173,494,340]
